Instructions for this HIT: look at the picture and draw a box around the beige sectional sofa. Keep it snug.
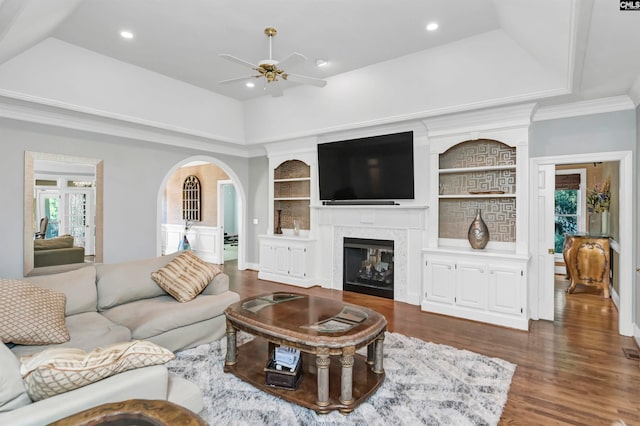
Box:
[33,234,85,268]
[0,252,240,425]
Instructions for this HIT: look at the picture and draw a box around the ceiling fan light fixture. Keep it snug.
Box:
[120,30,134,39]
[426,22,439,32]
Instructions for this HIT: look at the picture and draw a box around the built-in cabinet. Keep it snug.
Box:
[421,106,533,331]
[258,235,315,287]
[422,249,528,329]
[258,148,318,287]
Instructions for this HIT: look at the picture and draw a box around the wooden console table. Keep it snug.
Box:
[563,234,611,298]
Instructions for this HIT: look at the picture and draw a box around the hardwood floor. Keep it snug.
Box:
[221,261,640,425]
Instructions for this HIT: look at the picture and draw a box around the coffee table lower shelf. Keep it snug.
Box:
[223,337,384,414]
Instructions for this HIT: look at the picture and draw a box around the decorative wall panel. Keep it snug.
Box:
[275,200,310,230]
[274,160,310,179]
[274,180,310,198]
[439,199,516,242]
[439,170,515,195]
[439,139,515,169]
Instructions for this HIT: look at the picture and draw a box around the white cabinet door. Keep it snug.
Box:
[488,265,523,316]
[259,243,275,273]
[274,245,290,276]
[288,246,307,279]
[456,262,487,310]
[424,257,456,304]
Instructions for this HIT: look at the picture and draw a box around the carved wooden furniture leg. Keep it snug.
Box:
[225,320,237,366]
[316,349,330,407]
[373,333,385,374]
[366,343,375,365]
[339,346,355,407]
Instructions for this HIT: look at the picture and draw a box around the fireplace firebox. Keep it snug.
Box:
[343,237,394,299]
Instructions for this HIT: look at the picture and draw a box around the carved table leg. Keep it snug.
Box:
[339,346,355,407]
[316,348,331,407]
[373,332,385,374]
[366,343,375,366]
[224,321,237,366]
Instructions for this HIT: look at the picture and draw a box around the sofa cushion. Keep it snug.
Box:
[33,235,74,251]
[0,343,31,412]
[0,279,69,345]
[10,312,132,358]
[101,293,235,341]
[151,251,221,303]
[24,267,97,316]
[20,340,175,401]
[95,253,180,310]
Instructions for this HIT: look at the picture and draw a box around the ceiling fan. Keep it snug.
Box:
[218,27,327,97]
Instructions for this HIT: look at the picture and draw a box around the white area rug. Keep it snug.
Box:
[167,332,516,425]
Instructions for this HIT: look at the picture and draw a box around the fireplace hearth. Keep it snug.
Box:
[343,237,394,299]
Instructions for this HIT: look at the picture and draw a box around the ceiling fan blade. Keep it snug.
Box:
[218,75,259,85]
[285,73,327,88]
[219,54,258,70]
[265,82,283,97]
[277,52,306,71]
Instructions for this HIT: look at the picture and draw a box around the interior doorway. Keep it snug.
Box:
[218,180,238,262]
[158,157,246,270]
[530,151,633,336]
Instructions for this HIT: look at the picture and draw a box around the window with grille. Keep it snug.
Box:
[182,175,201,222]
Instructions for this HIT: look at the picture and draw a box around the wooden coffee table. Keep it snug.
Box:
[224,292,387,414]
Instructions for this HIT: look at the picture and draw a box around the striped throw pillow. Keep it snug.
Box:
[20,340,175,401]
[0,279,69,345]
[150,251,221,302]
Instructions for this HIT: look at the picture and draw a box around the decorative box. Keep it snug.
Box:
[264,356,303,390]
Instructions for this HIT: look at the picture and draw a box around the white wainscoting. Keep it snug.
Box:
[161,224,223,264]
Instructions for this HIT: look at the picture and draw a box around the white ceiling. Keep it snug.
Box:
[0,0,638,146]
[49,0,504,101]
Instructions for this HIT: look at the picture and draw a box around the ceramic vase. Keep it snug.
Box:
[467,209,489,249]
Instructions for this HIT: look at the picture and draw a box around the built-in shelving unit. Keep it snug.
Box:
[273,160,311,232]
[421,106,533,330]
[259,150,317,288]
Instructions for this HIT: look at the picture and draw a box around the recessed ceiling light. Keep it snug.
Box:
[426,22,439,32]
[315,59,328,67]
[246,82,255,88]
[120,30,134,39]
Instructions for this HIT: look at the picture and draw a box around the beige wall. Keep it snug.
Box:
[165,164,229,226]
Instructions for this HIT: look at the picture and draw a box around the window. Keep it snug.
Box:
[182,175,201,222]
[554,169,586,253]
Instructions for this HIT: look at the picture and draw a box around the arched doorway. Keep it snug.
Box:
[157,156,247,270]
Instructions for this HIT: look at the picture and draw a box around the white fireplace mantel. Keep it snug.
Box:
[313,204,427,305]
[311,204,428,230]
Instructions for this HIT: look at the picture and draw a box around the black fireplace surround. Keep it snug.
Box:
[343,237,394,299]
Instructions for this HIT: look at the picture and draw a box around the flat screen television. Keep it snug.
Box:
[317,131,414,202]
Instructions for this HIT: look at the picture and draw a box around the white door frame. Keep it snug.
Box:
[530,151,633,336]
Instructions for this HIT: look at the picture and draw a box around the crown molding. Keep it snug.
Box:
[422,102,537,138]
[244,87,569,145]
[532,95,635,122]
[0,90,253,158]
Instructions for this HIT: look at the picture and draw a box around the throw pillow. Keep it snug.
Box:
[19,340,175,401]
[0,279,69,345]
[151,251,221,303]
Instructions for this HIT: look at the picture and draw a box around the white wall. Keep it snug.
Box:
[0,117,251,278]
